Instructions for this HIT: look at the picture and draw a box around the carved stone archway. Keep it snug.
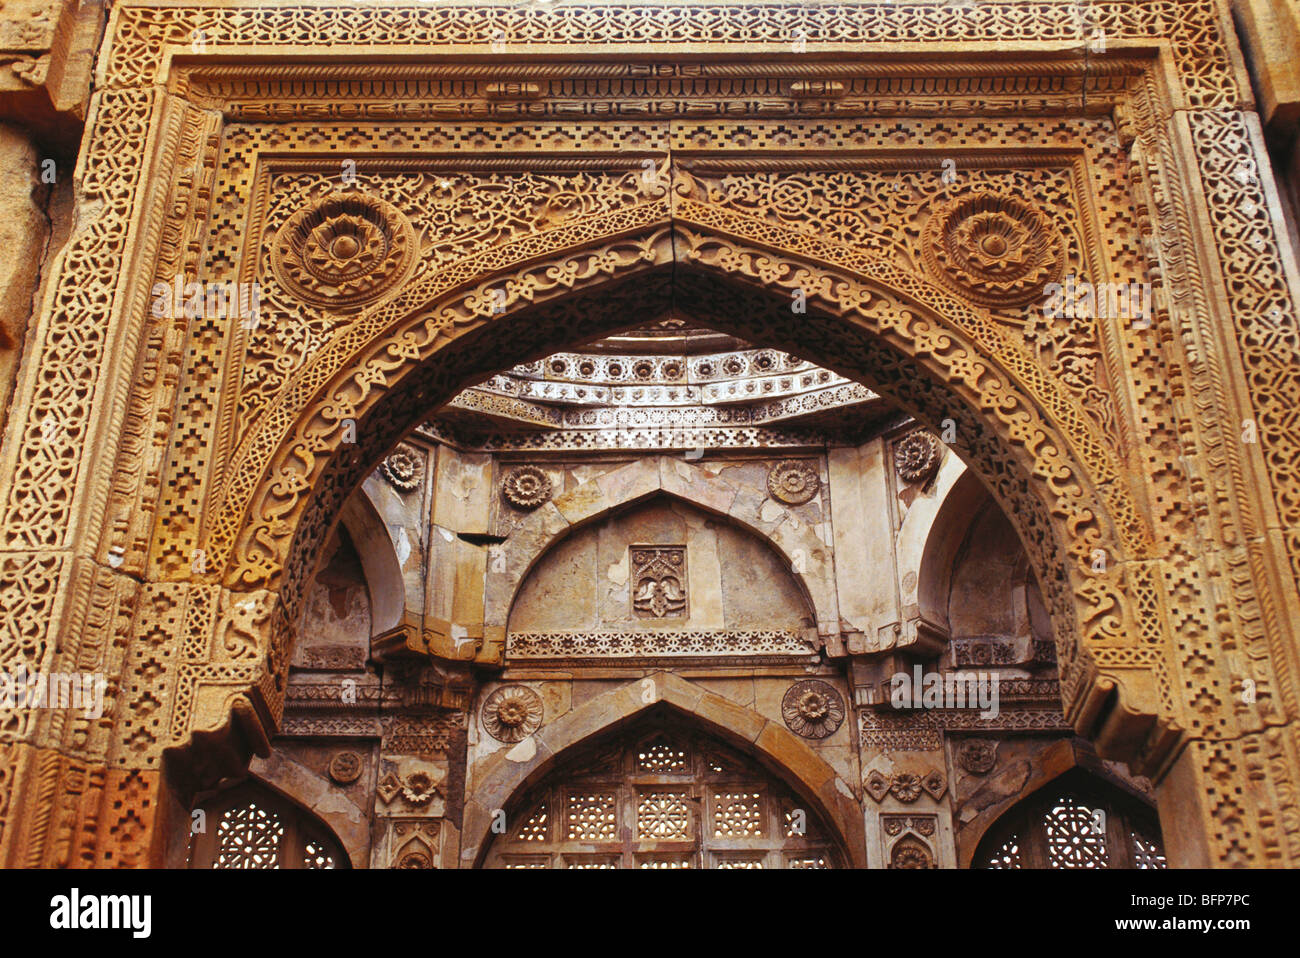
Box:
[3,2,1299,869]
[905,467,996,645]
[203,216,1166,767]
[462,671,866,868]
[482,455,840,643]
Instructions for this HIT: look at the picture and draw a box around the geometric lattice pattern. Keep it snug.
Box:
[1132,833,1168,870]
[485,720,837,868]
[189,782,348,870]
[637,791,692,839]
[987,835,1023,870]
[303,841,335,869]
[1043,798,1109,869]
[713,792,764,838]
[212,802,284,869]
[565,792,618,841]
[977,776,1167,870]
[515,804,549,843]
[637,737,689,773]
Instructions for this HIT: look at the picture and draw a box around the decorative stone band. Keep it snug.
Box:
[106,2,1240,111]
[505,629,818,666]
[279,716,382,738]
[421,421,845,453]
[449,381,874,424]
[860,707,1071,750]
[505,346,810,386]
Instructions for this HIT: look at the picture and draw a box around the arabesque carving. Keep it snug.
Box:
[1,0,1298,870]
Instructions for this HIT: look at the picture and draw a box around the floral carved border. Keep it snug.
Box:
[103,1,1242,111]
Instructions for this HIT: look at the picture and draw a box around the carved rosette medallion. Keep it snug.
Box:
[889,772,923,803]
[482,685,544,743]
[396,849,431,869]
[271,192,416,309]
[381,442,424,493]
[890,835,936,869]
[922,190,1065,307]
[957,739,998,775]
[328,750,362,785]
[767,460,820,505]
[401,771,440,805]
[781,680,845,739]
[501,465,553,509]
[895,431,942,485]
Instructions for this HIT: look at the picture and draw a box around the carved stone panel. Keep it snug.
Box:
[631,546,688,619]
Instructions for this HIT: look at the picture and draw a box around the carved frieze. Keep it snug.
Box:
[864,769,946,803]
[506,629,817,666]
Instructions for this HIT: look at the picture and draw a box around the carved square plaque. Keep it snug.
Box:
[631,546,688,619]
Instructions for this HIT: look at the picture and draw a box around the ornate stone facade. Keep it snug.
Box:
[0,0,1296,873]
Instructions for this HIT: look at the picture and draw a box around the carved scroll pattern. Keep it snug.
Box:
[241,168,657,430]
[680,165,1119,446]
[0,89,156,550]
[1188,112,1300,588]
[105,2,1239,110]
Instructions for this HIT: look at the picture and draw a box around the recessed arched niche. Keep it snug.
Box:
[506,494,817,636]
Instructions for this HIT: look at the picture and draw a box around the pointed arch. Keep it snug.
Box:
[337,479,408,636]
[962,740,1165,869]
[902,464,992,643]
[461,671,866,867]
[188,774,355,869]
[183,204,1172,775]
[483,455,838,640]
